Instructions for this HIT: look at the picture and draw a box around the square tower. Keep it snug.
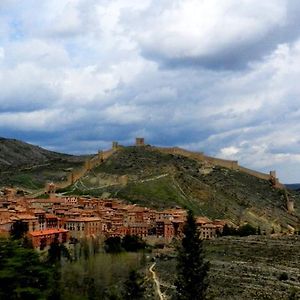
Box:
[135,137,145,146]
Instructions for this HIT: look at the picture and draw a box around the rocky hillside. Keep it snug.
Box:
[62,146,300,232]
[155,236,300,300]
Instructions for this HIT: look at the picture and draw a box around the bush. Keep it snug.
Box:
[104,237,123,253]
[121,235,146,252]
[279,272,289,281]
[238,224,257,236]
[221,223,257,237]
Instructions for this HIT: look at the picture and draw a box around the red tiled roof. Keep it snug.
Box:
[65,217,101,222]
[29,228,68,237]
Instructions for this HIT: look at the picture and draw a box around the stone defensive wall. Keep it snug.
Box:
[154,146,281,186]
[203,155,239,170]
[53,138,282,190]
[155,146,205,161]
[55,149,116,190]
[237,166,271,181]
[155,146,239,170]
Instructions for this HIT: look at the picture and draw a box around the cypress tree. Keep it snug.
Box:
[175,210,209,300]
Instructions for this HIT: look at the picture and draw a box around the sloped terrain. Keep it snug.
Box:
[155,236,300,300]
[0,138,87,190]
[0,140,299,230]
[62,146,300,231]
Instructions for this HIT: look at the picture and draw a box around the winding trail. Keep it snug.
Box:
[149,262,165,300]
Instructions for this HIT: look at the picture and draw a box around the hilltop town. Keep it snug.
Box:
[0,186,225,249]
[0,137,299,249]
[0,137,299,300]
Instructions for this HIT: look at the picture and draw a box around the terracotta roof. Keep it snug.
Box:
[32,199,64,203]
[128,223,149,228]
[45,214,58,219]
[16,214,37,220]
[33,209,46,214]
[196,217,211,224]
[66,217,101,222]
[200,223,217,228]
[29,228,68,236]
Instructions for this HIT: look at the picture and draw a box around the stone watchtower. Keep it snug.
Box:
[98,150,104,162]
[112,141,119,150]
[135,137,145,146]
[45,182,56,199]
[269,170,280,187]
[285,190,295,214]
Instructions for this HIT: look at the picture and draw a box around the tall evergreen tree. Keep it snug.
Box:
[175,210,209,300]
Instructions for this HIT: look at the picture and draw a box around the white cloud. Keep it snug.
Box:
[0,48,4,61]
[129,0,288,68]
[0,1,300,182]
[219,146,240,157]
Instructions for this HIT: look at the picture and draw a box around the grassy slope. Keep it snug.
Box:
[62,146,300,231]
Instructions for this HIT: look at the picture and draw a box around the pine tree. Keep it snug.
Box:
[175,210,209,300]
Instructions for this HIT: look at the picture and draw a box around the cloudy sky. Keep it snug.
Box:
[1,0,300,182]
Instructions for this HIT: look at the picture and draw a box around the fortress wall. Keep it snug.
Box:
[155,146,281,185]
[88,149,115,169]
[155,147,205,161]
[54,148,116,190]
[102,149,115,160]
[54,144,281,190]
[156,147,238,169]
[203,156,239,170]
[237,166,270,181]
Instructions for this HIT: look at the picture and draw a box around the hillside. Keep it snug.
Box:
[61,146,300,232]
[156,236,300,300]
[0,138,87,191]
[0,139,299,231]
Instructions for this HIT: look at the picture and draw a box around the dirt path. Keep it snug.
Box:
[149,262,165,300]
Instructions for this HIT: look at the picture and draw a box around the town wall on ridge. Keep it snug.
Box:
[152,140,282,188]
[52,137,283,190]
[54,148,117,189]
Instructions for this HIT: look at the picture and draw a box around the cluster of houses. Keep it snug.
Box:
[0,187,225,249]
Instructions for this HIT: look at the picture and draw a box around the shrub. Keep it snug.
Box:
[279,272,289,281]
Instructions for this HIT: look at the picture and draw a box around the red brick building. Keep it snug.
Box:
[28,228,69,250]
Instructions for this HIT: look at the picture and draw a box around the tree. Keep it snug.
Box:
[104,237,123,253]
[123,270,145,300]
[47,238,71,300]
[175,210,209,300]
[47,238,71,264]
[10,220,28,240]
[237,224,257,236]
[122,235,146,252]
[221,224,236,236]
[0,238,51,300]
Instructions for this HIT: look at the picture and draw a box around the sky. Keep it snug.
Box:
[0,0,300,183]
